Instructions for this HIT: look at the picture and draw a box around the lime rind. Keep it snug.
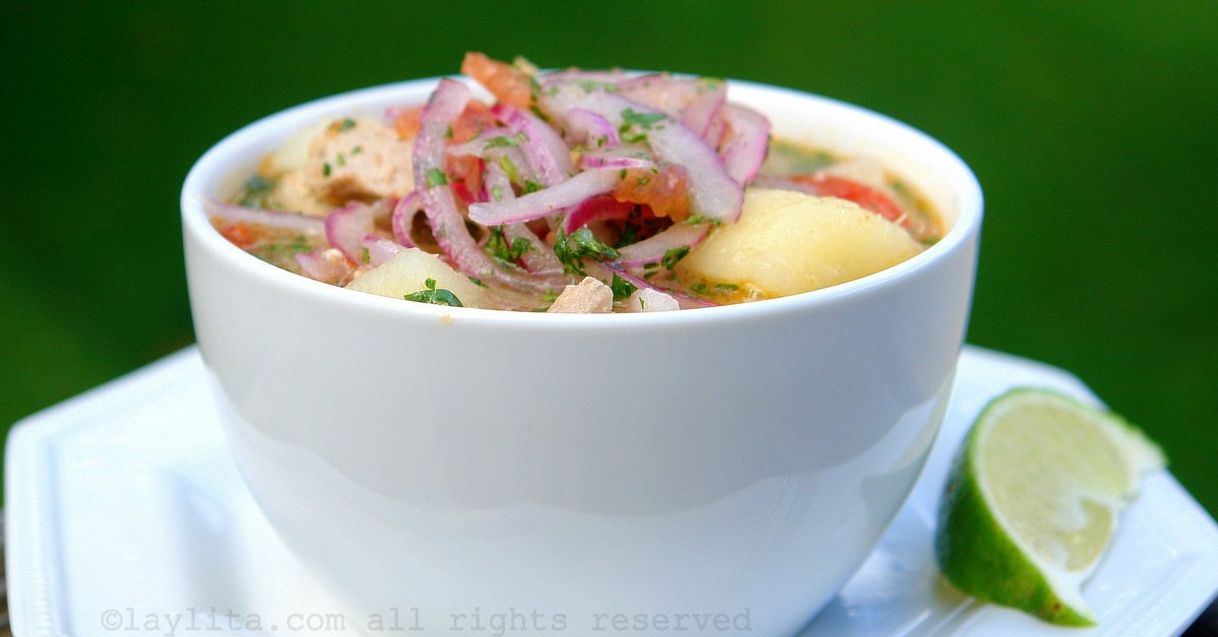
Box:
[936,393,1098,625]
[935,387,1166,626]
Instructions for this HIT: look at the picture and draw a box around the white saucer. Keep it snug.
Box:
[6,346,1217,636]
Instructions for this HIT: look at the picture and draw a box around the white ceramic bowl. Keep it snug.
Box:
[182,77,981,636]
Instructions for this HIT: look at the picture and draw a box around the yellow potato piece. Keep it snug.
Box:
[347,248,488,308]
[676,188,923,298]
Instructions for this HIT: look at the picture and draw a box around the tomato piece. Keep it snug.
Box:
[392,105,423,140]
[219,222,257,248]
[612,164,691,222]
[461,52,533,110]
[447,155,485,205]
[788,174,907,227]
[452,100,497,143]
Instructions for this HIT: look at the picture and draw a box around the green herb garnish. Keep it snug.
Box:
[610,273,637,301]
[337,117,357,132]
[322,162,332,177]
[403,278,463,307]
[554,227,621,276]
[484,133,527,149]
[239,174,276,207]
[621,108,667,128]
[523,180,542,193]
[486,226,533,264]
[426,168,448,187]
[496,155,521,184]
[660,246,690,272]
[615,223,639,248]
[359,247,371,264]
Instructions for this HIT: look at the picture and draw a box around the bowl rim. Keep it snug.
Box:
[181,75,983,329]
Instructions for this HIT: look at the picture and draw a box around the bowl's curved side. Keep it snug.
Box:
[182,77,981,634]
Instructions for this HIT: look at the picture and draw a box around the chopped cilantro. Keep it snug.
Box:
[523,180,542,193]
[239,174,276,207]
[484,133,527,149]
[618,168,627,179]
[529,104,552,123]
[541,289,561,303]
[403,278,463,307]
[359,247,371,264]
[322,162,332,177]
[496,155,521,184]
[485,226,533,264]
[689,282,709,296]
[620,108,666,128]
[426,168,448,187]
[684,214,721,226]
[490,184,505,201]
[661,245,690,272]
[251,234,312,264]
[714,282,739,291]
[615,223,639,248]
[620,131,648,144]
[554,227,620,276]
[468,277,488,288]
[337,117,357,132]
[351,145,363,155]
[610,273,636,301]
[336,152,347,167]
[578,80,618,94]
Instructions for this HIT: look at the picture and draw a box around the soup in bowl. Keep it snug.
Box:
[182,56,981,636]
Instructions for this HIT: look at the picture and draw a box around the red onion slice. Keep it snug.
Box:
[678,82,727,137]
[467,169,620,226]
[324,200,391,263]
[359,235,407,268]
[296,248,354,283]
[413,78,501,280]
[446,127,516,157]
[606,264,716,309]
[556,92,744,223]
[483,160,563,274]
[204,199,326,234]
[390,192,420,248]
[719,104,771,186]
[579,147,657,171]
[541,69,627,87]
[565,108,619,146]
[562,195,635,233]
[617,75,725,136]
[492,103,573,186]
[615,222,708,267]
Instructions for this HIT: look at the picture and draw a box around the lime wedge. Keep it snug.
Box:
[935,388,1165,625]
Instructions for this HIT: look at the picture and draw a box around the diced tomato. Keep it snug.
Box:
[452,100,497,143]
[393,105,423,140]
[788,174,907,227]
[461,52,534,110]
[219,222,257,248]
[447,155,485,205]
[612,164,691,222]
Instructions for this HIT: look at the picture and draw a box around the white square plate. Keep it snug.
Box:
[6,346,1217,636]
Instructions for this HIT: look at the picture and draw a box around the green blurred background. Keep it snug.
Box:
[1,2,1215,513]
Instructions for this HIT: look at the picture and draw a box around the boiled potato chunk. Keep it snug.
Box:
[347,248,489,308]
[676,188,923,298]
